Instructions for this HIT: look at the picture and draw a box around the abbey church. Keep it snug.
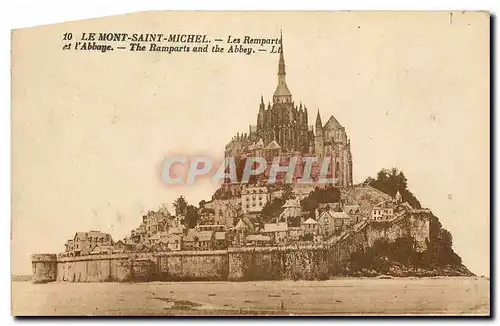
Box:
[225,34,353,188]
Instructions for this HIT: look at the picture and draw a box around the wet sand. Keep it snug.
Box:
[11,277,490,316]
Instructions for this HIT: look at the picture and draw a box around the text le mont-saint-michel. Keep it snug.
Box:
[61,32,283,55]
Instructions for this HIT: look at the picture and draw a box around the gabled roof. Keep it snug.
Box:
[158,204,171,217]
[319,210,351,220]
[323,115,343,130]
[74,232,88,241]
[197,231,214,242]
[264,140,281,150]
[373,200,394,209]
[303,217,319,225]
[234,217,255,231]
[282,199,300,208]
[184,230,213,242]
[91,245,114,253]
[235,219,248,230]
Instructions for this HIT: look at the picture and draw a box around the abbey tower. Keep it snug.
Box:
[225,33,353,188]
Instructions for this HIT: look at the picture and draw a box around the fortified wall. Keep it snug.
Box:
[31,213,430,283]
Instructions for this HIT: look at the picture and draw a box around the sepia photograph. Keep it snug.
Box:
[10,11,490,316]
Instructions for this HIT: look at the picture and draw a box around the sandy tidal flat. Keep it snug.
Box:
[11,277,490,316]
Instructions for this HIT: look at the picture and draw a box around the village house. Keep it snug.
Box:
[144,209,170,238]
[301,217,320,236]
[166,234,183,251]
[262,221,288,243]
[130,205,171,244]
[371,200,395,221]
[241,186,269,214]
[288,226,303,242]
[233,217,255,244]
[113,239,136,253]
[182,230,215,250]
[147,231,183,251]
[245,234,272,246]
[167,224,187,236]
[149,231,169,245]
[162,234,182,251]
[64,240,75,254]
[331,211,351,231]
[67,231,114,256]
[318,209,352,237]
[214,231,228,249]
[204,199,240,227]
[344,204,363,224]
[198,206,216,225]
[279,198,302,223]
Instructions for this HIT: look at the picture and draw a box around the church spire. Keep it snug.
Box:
[273,30,292,103]
[315,110,323,129]
[278,30,286,76]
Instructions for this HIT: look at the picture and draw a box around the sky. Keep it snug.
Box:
[11,11,489,276]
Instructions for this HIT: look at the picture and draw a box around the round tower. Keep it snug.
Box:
[31,254,57,283]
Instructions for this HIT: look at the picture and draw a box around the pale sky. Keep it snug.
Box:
[11,11,489,276]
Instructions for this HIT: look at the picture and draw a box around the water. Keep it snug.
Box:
[12,277,490,316]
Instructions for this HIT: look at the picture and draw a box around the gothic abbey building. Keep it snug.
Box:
[224,36,353,188]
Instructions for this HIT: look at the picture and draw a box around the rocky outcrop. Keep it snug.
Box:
[346,263,474,278]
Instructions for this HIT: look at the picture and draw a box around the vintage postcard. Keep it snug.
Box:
[11,11,490,316]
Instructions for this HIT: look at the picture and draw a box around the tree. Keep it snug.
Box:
[300,186,341,211]
[365,168,422,209]
[173,196,188,216]
[261,198,285,223]
[185,205,200,229]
